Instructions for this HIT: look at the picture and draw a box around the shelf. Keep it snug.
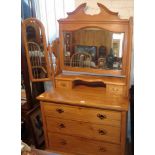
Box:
[55,73,126,86]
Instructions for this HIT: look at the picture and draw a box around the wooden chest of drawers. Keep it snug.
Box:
[37,88,128,155]
[25,2,132,154]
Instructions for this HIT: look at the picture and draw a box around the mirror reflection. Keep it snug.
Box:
[63,28,124,70]
[26,24,48,79]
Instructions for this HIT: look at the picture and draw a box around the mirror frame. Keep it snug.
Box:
[22,18,52,82]
[58,3,132,78]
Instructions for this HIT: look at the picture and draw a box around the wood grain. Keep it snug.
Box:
[55,73,126,85]
[48,132,121,155]
[73,29,112,53]
[38,87,129,111]
[55,80,73,89]
[46,117,121,144]
[43,102,121,127]
[120,111,127,155]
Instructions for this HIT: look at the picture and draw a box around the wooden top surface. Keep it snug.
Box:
[37,86,129,111]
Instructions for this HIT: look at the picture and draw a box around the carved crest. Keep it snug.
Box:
[58,3,123,22]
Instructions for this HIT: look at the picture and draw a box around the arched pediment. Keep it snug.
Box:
[58,3,125,23]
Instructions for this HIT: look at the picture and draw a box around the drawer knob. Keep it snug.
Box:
[97,114,106,120]
[98,129,107,135]
[99,147,106,152]
[56,108,64,113]
[59,123,65,128]
[60,139,67,145]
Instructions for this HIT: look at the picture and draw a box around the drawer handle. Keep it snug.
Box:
[99,147,106,152]
[59,123,65,128]
[98,129,107,135]
[60,139,67,145]
[56,108,64,113]
[97,114,106,120]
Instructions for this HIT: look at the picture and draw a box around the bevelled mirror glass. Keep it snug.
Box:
[63,28,124,70]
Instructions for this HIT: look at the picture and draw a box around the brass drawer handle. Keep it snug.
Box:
[97,114,106,120]
[56,108,64,113]
[59,123,65,128]
[98,129,107,135]
[60,139,67,145]
[99,147,106,152]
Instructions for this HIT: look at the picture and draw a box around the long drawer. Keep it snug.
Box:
[48,132,121,155]
[42,102,121,127]
[46,117,120,144]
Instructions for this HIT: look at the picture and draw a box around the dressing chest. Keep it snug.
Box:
[37,82,129,155]
[24,3,133,155]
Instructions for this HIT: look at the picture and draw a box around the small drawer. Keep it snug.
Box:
[42,102,121,127]
[56,80,72,89]
[48,132,121,155]
[107,85,125,96]
[46,117,120,144]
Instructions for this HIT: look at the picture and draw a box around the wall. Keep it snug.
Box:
[75,0,133,19]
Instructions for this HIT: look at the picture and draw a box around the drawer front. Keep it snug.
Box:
[107,85,125,96]
[46,117,120,144]
[56,80,72,89]
[48,132,121,155]
[43,102,121,127]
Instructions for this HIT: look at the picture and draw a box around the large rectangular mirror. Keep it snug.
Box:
[63,28,124,71]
